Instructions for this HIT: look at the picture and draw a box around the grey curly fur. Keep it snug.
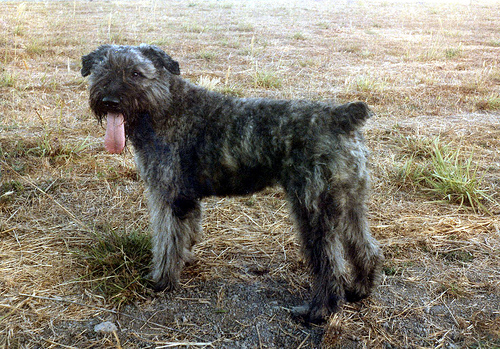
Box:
[82,44,384,323]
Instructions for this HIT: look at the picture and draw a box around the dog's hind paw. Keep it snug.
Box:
[344,288,370,303]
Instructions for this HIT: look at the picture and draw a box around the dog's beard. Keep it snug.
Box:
[104,112,126,154]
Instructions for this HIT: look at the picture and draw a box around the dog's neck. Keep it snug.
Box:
[146,76,227,142]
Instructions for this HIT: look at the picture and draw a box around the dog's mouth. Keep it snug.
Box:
[104,112,126,154]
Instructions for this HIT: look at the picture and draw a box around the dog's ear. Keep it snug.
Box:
[138,44,180,75]
[346,101,373,121]
[81,45,113,77]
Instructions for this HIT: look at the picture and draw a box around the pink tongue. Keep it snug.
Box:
[104,112,125,154]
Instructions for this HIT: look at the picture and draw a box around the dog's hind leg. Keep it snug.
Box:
[341,192,383,303]
[287,185,349,323]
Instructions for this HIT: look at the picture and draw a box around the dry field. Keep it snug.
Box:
[1,0,500,348]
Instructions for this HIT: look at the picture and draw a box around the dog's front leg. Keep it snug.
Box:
[146,188,202,292]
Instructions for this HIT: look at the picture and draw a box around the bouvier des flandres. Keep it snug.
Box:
[81,44,383,323]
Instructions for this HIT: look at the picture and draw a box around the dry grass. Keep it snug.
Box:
[1,0,500,348]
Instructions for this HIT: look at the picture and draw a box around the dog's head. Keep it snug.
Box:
[81,44,180,153]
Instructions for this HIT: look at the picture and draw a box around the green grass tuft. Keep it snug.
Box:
[0,70,16,88]
[28,134,93,160]
[423,140,492,212]
[292,32,306,40]
[475,95,500,111]
[79,230,153,304]
[25,38,44,56]
[253,69,282,89]
[444,45,463,59]
[395,137,495,213]
[349,75,387,93]
[196,51,217,61]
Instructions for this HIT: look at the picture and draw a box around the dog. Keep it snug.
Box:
[81,44,383,323]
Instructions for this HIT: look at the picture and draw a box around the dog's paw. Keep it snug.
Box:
[290,303,329,325]
[153,281,178,293]
[344,288,370,303]
[183,251,197,266]
[150,275,179,293]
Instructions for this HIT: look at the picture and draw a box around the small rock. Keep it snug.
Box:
[94,321,118,333]
[429,305,446,316]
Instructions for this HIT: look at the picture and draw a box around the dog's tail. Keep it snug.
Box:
[334,101,373,132]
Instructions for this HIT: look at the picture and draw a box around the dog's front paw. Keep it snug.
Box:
[150,275,179,293]
[290,303,330,324]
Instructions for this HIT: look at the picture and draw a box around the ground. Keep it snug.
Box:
[0,0,499,348]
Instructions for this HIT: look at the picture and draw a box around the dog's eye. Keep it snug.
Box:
[131,71,143,79]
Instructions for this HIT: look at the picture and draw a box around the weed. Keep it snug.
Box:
[396,135,436,159]
[218,2,233,9]
[475,94,500,111]
[0,71,16,88]
[396,138,494,213]
[395,155,425,188]
[349,75,387,93]
[1,140,29,159]
[26,133,93,161]
[445,45,463,59]
[63,136,94,157]
[196,51,217,61]
[13,25,24,36]
[292,32,306,40]
[197,75,221,91]
[197,74,243,96]
[182,23,205,33]
[25,38,44,57]
[109,32,128,45]
[425,141,490,211]
[489,69,500,83]
[79,230,152,304]
[0,180,24,203]
[244,194,257,207]
[488,39,500,47]
[439,250,474,264]
[220,38,241,49]
[298,59,315,67]
[236,22,254,32]
[383,265,398,276]
[418,46,441,61]
[437,281,467,299]
[253,69,282,89]
[341,43,362,54]
[219,83,244,97]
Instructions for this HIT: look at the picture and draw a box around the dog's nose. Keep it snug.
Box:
[102,96,120,109]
